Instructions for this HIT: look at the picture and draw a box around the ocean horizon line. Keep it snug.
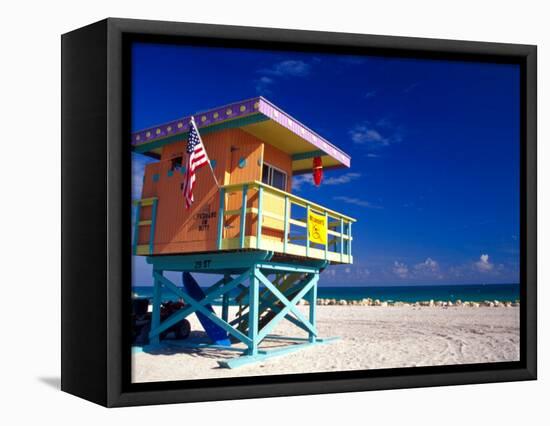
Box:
[132,283,519,304]
[133,282,520,288]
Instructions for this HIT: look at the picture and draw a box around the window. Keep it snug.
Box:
[170,156,183,171]
[262,163,287,191]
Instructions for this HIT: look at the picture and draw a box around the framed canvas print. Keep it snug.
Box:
[61,18,537,407]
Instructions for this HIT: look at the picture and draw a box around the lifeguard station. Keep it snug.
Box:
[132,97,356,368]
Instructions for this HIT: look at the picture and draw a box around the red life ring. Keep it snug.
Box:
[313,156,323,186]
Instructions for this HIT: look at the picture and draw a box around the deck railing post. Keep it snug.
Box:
[239,184,248,249]
[340,217,344,262]
[348,221,352,259]
[283,195,289,254]
[256,186,263,249]
[324,211,329,260]
[248,266,259,356]
[306,204,311,258]
[217,188,226,250]
[132,202,141,255]
[149,199,158,255]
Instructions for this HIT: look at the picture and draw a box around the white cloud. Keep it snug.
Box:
[414,257,443,279]
[260,60,311,77]
[292,172,361,191]
[350,126,389,146]
[323,172,361,185]
[291,174,314,191]
[415,257,439,273]
[475,254,494,272]
[349,120,403,148]
[255,60,313,95]
[393,261,409,279]
[333,196,382,209]
[364,90,377,98]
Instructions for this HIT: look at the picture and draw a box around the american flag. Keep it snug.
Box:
[183,117,210,208]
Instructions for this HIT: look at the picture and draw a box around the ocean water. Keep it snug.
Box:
[132,283,520,304]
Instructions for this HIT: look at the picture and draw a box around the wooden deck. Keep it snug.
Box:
[135,181,356,264]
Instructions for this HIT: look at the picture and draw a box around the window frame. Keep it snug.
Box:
[262,162,288,192]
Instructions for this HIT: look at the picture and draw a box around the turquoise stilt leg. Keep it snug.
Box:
[222,274,230,322]
[150,270,162,344]
[248,267,259,356]
[308,273,318,343]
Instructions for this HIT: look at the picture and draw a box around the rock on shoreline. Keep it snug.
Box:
[315,297,519,307]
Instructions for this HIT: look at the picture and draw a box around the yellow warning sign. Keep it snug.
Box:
[308,210,327,245]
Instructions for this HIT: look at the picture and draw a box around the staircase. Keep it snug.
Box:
[231,272,307,337]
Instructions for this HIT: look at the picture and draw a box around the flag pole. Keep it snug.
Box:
[191,116,220,189]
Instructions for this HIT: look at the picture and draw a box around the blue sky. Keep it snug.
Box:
[131,42,520,286]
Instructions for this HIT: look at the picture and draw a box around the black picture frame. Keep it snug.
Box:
[61,17,537,407]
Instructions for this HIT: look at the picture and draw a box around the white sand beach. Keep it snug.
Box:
[132,305,520,383]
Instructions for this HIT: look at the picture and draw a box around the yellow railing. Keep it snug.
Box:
[216,181,356,263]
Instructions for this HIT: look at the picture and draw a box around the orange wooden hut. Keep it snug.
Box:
[131,97,357,367]
[132,97,355,264]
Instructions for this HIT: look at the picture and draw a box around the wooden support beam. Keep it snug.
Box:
[256,272,317,342]
[239,184,248,249]
[149,270,252,345]
[248,267,259,356]
[132,203,141,255]
[216,187,225,250]
[256,186,263,248]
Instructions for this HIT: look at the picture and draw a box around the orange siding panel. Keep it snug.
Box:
[141,162,160,199]
[135,127,297,256]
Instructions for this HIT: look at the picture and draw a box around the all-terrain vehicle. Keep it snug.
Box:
[132,298,191,344]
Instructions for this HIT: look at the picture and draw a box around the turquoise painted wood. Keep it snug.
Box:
[340,217,344,262]
[256,274,317,342]
[255,271,317,337]
[217,187,225,250]
[133,113,270,155]
[132,203,141,255]
[283,195,289,254]
[324,211,329,260]
[218,338,335,369]
[150,271,162,345]
[149,270,250,341]
[222,275,230,322]
[256,186,263,249]
[247,267,260,356]
[306,204,311,258]
[263,304,313,334]
[228,274,308,327]
[239,184,248,248]
[291,149,325,161]
[348,222,352,258]
[182,272,231,346]
[152,272,252,345]
[149,199,158,255]
[146,250,273,272]
[142,252,337,369]
[308,274,318,343]
[257,261,324,274]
